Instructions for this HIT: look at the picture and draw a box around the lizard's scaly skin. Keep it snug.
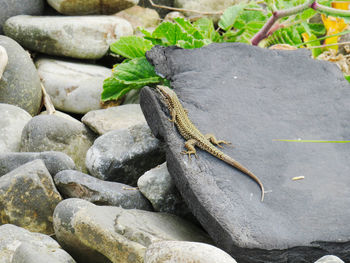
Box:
[156,85,265,202]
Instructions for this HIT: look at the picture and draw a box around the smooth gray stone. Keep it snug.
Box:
[0,224,74,263]
[0,160,62,234]
[0,151,75,177]
[314,255,345,263]
[48,0,138,15]
[0,103,31,152]
[54,170,152,210]
[140,43,350,262]
[144,241,237,263]
[36,57,111,114]
[20,115,96,172]
[137,162,193,219]
[4,15,133,59]
[0,36,42,116]
[82,104,147,135]
[86,124,165,185]
[0,0,44,34]
[12,242,75,263]
[53,198,212,263]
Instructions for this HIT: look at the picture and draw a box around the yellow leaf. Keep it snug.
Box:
[321,2,350,51]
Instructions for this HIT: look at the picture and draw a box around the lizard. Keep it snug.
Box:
[156,85,265,202]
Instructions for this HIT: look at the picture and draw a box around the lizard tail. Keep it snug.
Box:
[222,155,265,202]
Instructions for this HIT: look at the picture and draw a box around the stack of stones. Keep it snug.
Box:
[0,0,345,262]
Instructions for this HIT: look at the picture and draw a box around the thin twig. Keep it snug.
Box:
[148,0,223,15]
[41,83,56,114]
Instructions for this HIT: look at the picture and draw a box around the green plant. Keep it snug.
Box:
[103,0,350,102]
[102,17,219,101]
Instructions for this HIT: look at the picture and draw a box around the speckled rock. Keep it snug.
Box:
[0,224,75,263]
[0,151,75,177]
[53,198,212,263]
[48,0,138,15]
[0,0,44,34]
[115,5,160,30]
[86,124,165,185]
[144,241,237,263]
[0,36,42,115]
[36,57,111,114]
[82,104,146,135]
[138,162,192,219]
[4,15,133,59]
[0,160,62,234]
[20,115,96,172]
[0,103,31,152]
[174,0,235,21]
[54,170,152,210]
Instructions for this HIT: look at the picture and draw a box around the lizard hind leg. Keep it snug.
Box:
[181,139,198,160]
[205,134,232,148]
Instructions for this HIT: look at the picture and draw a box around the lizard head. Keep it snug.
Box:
[156,85,176,108]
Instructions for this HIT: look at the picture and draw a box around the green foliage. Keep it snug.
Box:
[110,37,153,59]
[103,17,221,101]
[102,57,164,101]
[103,0,347,102]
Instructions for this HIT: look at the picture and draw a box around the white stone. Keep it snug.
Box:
[36,58,111,114]
[4,15,133,59]
[82,104,146,135]
[144,241,237,263]
[0,103,31,152]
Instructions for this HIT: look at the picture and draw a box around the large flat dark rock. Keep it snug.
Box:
[140,43,350,263]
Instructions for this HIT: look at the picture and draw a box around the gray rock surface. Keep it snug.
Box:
[48,0,138,15]
[11,242,76,263]
[141,43,350,262]
[4,15,133,59]
[53,198,212,263]
[0,36,42,116]
[138,162,192,219]
[0,160,62,234]
[0,0,44,34]
[144,241,237,263]
[20,115,96,172]
[0,224,74,263]
[82,104,147,135]
[36,57,111,114]
[0,151,75,177]
[0,103,31,152]
[86,124,165,185]
[54,170,152,210]
[314,255,345,263]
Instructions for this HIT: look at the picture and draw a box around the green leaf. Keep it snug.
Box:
[194,18,221,42]
[304,34,322,58]
[345,75,350,83]
[300,8,317,20]
[102,57,161,101]
[174,17,204,40]
[110,36,154,59]
[152,22,193,46]
[219,4,245,31]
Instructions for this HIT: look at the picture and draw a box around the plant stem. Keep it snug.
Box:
[251,0,314,46]
[251,0,350,46]
[312,2,350,17]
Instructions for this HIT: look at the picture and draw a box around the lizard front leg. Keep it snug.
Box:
[181,139,198,160]
[205,134,232,148]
